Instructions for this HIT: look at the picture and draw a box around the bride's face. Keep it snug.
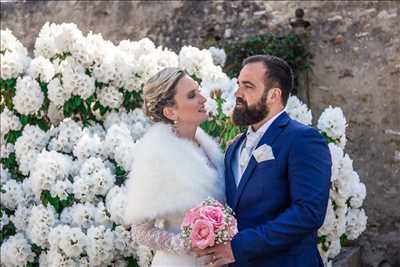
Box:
[170,75,208,125]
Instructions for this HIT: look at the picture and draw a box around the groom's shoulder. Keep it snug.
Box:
[286,119,324,141]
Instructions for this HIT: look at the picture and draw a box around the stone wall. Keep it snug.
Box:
[1,1,399,266]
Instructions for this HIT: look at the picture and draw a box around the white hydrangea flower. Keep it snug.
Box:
[114,225,136,257]
[0,212,9,231]
[318,199,336,236]
[179,46,214,77]
[0,51,28,80]
[1,179,24,210]
[21,177,38,206]
[61,57,95,100]
[73,131,107,163]
[13,76,44,115]
[61,203,96,230]
[334,154,354,202]
[1,28,29,56]
[48,225,87,258]
[86,225,115,266]
[94,202,112,228]
[47,102,65,125]
[97,85,123,109]
[38,251,49,267]
[334,206,347,238]
[349,181,366,209]
[34,22,83,58]
[0,107,22,137]
[104,123,132,158]
[73,157,115,201]
[34,22,59,58]
[118,38,156,59]
[136,245,154,267]
[114,141,136,172]
[69,34,95,68]
[10,205,31,232]
[30,150,74,198]
[317,106,347,141]
[328,143,344,182]
[0,164,11,185]
[27,204,57,248]
[285,95,312,125]
[0,138,15,159]
[46,248,78,267]
[155,48,179,69]
[0,233,35,267]
[28,56,55,83]
[346,208,367,240]
[327,237,341,259]
[103,109,150,142]
[18,149,40,176]
[208,46,227,67]
[106,186,128,225]
[47,78,71,106]
[48,119,83,154]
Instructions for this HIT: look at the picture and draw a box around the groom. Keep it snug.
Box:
[195,55,332,267]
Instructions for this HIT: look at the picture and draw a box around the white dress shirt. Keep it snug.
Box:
[232,110,285,187]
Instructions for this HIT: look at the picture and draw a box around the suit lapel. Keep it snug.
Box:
[233,112,291,210]
[225,133,246,208]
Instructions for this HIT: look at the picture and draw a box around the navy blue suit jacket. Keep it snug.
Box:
[225,112,332,267]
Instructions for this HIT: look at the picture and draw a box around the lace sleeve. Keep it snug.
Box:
[130,220,189,255]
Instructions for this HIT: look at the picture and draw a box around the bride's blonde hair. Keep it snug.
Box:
[143,67,185,123]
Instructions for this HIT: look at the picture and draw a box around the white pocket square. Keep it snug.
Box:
[252,144,275,163]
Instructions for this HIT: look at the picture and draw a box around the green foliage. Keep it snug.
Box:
[40,190,74,214]
[221,34,312,90]
[0,220,16,245]
[0,78,17,111]
[201,96,244,150]
[321,132,338,144]
[115,165,128,186]
[63,95,97,125]
[0,153,25,181]
[19,114,50,131]
[126,256,140,267]
[123,90,143,111]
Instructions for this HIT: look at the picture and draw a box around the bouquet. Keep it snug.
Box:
[180,198,238,249]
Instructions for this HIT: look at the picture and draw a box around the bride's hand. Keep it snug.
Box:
[193,243,235,267]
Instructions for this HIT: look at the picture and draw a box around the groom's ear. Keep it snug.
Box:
[163,106,177,121]
[268,88,283,104]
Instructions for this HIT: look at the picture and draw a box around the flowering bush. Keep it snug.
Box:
[0,23,366,267]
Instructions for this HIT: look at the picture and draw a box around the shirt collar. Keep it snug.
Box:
[247,110,285,139]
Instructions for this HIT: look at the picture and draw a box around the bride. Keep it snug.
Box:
[124,68,225,266]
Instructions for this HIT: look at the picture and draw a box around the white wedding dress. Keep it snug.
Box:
[124,123,225,267]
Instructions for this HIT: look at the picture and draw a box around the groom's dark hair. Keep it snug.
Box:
[242,55,294,106]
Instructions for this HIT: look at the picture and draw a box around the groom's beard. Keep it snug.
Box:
[232,93,269,126]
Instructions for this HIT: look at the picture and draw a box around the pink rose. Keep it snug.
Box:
[199,206,225,231]
[182,207,202,227]
[191,219,215,249]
